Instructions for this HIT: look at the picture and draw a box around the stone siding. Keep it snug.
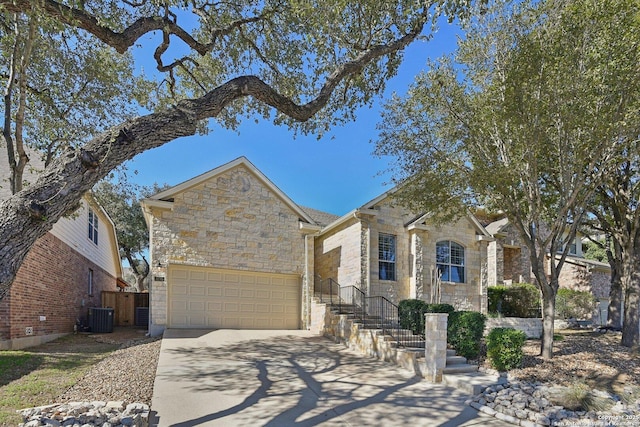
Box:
[0,232,117,349]
[558,262,611,299]
[368,201,415,303]
[417,216,486,312]
[148,165,307,333]
[488,223,531,286]
[314,217,363,289]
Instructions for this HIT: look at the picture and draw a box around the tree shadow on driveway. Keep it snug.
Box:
[153,333,503,426]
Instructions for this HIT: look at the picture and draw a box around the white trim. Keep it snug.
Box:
[318,208,378,235]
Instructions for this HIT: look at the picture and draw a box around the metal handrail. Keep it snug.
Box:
[365,295,425,349]
[314,276,424,349]
[339,285,366,324]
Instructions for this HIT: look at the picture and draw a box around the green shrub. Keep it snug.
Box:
[447,311,486,359]
[399,299,428,335]
[488,286,508,314]
[488,284,541,318]
[556,289,596,320]
[399,300,455,335]
[426,303,455,314]
[486,327,527,371]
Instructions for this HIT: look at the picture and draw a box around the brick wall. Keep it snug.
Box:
[0,232,117,345]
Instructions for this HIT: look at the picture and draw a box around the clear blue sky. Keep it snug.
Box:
[126,21,461,217]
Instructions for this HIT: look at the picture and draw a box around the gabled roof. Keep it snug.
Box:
[142,156,316,225]
[299,206,340,227]
[485,217,510,236]
[404,211,493,238]
[319,186,492,238]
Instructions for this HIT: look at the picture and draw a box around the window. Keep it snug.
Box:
[436,240,465,283]
[88,209,99,245]
[88,269,94,296]
[379,233,396,281]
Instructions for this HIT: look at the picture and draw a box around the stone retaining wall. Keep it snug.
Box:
[485,318,543,339]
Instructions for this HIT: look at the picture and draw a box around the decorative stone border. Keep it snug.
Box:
[467,381,640,427]
[18,401,149,427]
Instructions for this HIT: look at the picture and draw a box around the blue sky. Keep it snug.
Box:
[126,20,461,217]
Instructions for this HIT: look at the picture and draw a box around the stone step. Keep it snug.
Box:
[446,355,468,365]
[442,363,479,375]
[443,371,507,395]
[446,349,457,357]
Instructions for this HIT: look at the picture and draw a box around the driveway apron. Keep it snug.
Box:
[151,329,510,426]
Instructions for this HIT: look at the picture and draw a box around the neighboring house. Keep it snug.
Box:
[483,216,611,322]
[141,157,495,336]
[485,217,532,286]
[0,194,123,349]
[0,155,123,349]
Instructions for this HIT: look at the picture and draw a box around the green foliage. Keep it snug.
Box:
[374,0,640,356]
[399,300,454,335]
[427,304,455,314]
[556,289,596,320]
[447,311,486,360]
[399,300,428,335]
[582,240,609,263]
[488,284,541,318]
[486,327,526,371]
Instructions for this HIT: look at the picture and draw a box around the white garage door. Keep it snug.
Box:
[168,265,301,329]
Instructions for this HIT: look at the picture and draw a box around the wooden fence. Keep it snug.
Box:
[101,291,149,327]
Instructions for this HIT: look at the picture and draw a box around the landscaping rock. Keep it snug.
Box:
[470,380,640,427]
[18,402,149,427]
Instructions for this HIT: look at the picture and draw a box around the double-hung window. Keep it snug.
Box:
[379,233,396,281]
[436,240,465,283]
[88,209,99,245]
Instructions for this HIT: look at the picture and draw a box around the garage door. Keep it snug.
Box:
[168,265,301,329]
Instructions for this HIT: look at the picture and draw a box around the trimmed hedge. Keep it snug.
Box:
[399,299,454,335]
[447,311,486,360]
[488,283,541,318]
[556,288,596,320]
[486,327,527,371]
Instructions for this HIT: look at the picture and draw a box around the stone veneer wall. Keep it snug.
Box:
[418,216,486,312]
[485,317,543,339]
[148,165,308,334]
[488,224,532,286]
[558,262,611,299]
[0,232,117,349]
[314,217,363,289]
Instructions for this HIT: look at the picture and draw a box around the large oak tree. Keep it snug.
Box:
[375,0,640,357]
[0,0,478,296]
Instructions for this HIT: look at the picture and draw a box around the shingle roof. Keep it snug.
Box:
[299,206,340,227]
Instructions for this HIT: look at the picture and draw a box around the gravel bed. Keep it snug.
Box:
[58,336,162,405]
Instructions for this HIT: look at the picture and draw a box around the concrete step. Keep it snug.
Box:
[443,371,507,395]
[446,355,468,365]
[446,349,457,357]
[442,363,479,374]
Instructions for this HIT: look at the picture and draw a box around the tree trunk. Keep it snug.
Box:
[607,275,623,329]
[530,252,556,359]
[621,247,640,347]
[606,240,623,328]
[540,285,556,359]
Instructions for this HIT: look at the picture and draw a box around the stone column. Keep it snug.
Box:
[424,313,448,383]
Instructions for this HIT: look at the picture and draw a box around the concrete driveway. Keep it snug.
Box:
[151,329,511,427]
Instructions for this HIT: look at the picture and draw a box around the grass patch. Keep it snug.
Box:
[548,382,614,412]
[0,336,118,426]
